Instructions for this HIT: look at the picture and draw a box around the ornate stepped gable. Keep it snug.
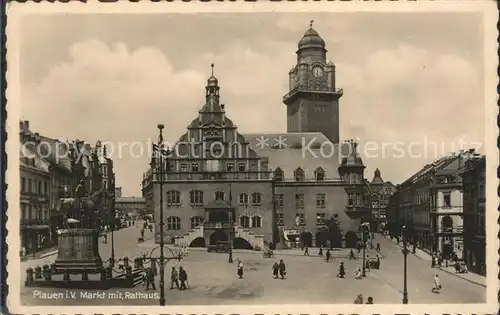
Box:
[169,65,265,168]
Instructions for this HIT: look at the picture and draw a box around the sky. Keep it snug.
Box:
[19,12,486,196]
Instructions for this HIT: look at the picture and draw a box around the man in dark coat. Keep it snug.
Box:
[325,249,331,262]
[337,261,346,278]
[272,261,279,279]
[179,266,188,290]
[145,267,156,291]
[278,259,286,279]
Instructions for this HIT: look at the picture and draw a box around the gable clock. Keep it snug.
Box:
[312,65,324,78]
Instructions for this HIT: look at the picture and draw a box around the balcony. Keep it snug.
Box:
[283,87,343,103]
[20,218,50,229]
[204,221,234,229]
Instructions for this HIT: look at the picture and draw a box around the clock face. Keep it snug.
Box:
[312,66,324,78]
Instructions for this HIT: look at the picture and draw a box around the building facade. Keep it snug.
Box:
[19,121,116,252]
[20,146,51,255]
[461,155,486,275]
[388,149,478,259]
[142,24,386,250]
[115,196,146,216]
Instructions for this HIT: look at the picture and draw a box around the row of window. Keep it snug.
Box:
[166,190,264,207]
[164,215,263,230]
[275,212,329,226]
[274,167,325,182]
[20,203,49,221]
[20,177,49,196]
[178,162,250,173]
[166,191,328,209]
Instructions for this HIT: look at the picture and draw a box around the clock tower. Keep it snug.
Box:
[283,21,343,144]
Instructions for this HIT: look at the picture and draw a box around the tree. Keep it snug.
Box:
[318,214,342,248]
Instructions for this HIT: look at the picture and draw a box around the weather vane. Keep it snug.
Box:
[310,20,314,28]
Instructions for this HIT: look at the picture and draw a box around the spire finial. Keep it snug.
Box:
[211,63,214,76]
[310,20,314,28]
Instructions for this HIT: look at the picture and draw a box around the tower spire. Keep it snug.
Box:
[211,63,214,76]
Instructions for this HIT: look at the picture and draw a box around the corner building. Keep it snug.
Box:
[143,24,377,249]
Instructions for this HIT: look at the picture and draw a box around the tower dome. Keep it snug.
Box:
[298,21,326,50]
[207,63,218,86]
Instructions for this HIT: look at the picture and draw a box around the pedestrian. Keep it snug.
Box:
[366,296,374,304]
[349,249,356,260]
[278,259,287,279]
[103,234,108,244]
[375,255,380,269]
[118,258,124,271]
[376,242,380,252]
[431,274,441,293]
[357,243,361,254]
[318,246,323,256]
[365,255,371,272]
[237,259,244,279]
[272,261,279,279]
[304,246,309,256]
[353,294,363,304]
[354,264,362,279]
[170,267,179,290]
[146,267,156,291]
[141,268,147,286]
[325,249,331,262]
[179,266,188,290]
[337,261,345,278]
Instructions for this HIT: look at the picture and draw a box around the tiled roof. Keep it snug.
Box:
[243,132,351,180]
[116,197,146,203]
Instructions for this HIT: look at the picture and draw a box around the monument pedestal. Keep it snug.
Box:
[54,229,103,274]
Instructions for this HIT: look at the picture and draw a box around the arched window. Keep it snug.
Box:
[167,216,181,230]
[239,215,250,228]
[274,167,284,181]
[166,190,180,207]
[251,192,262,206]
[442,216,453,232]
[294,167,304,182]
[315,167,325,181]
[239,193,249,205]
[214,191,225,201]
[252,216,262,228]
[190,216,204,229]
[190,190,204,206]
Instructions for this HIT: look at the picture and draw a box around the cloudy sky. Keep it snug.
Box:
[20,12,486,196]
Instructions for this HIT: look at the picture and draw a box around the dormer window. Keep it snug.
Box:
[274,167,284,181]
[294,167,304,182]
[314,167,325,181]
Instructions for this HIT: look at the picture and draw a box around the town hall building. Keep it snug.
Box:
[142,23,392,250]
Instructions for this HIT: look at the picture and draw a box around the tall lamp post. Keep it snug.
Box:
[361,225,368,277]
[110,176,116,267]
[402,225,409,304]
[228,183,233,263]
[151,124,170,306]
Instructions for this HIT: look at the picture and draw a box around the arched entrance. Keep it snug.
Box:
[209,230,228,245]
[189,237,205,248]
[300,231,313,247]
[233,237,253,250]
[315,231,327,248]
[345,230,358,248]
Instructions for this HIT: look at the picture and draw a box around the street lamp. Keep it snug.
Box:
[110,177,116,267]
[151,124,170,306]
[361,226,368,277]
[402,225,409,304]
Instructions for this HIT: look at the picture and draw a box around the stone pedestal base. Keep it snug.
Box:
[54,229,103,273]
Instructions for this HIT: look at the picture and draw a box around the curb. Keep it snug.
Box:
[382,235,486,287]
[22,250,58,261]
[438,266,487,287]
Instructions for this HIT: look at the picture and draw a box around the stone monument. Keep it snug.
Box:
[53,180,104,274]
